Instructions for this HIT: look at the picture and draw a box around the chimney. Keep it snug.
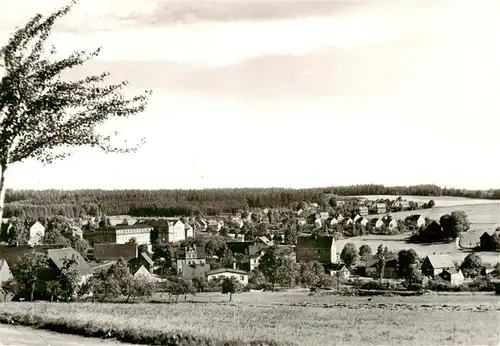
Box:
[233,262,236,270]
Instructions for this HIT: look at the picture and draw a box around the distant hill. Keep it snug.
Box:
[3,184,499,219]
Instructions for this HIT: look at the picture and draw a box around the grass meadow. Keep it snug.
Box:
[0,291,498,345]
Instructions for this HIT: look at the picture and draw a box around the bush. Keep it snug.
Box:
[495,282,500,295]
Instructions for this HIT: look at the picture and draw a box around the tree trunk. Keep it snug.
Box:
[229,293,232,302]
[30,283,35,302]
[0,165,7,224]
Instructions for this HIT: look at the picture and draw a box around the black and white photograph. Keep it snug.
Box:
[0,0,499,345]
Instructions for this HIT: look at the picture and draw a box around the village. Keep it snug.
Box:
[0,195,498,302]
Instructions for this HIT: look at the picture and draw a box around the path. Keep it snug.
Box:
[0,324,133,345]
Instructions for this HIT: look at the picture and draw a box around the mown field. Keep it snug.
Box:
[0,292,498,346]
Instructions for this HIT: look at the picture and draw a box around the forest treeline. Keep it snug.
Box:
[3,184,499,219]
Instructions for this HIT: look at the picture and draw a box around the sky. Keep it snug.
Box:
[0,0,499,190]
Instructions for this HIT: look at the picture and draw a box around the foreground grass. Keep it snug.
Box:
[0,293,498,346]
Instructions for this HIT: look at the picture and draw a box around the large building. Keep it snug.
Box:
[151,218,194,245]
[295,236,337,265]
[175,245,206,274]
[84,224,153,251]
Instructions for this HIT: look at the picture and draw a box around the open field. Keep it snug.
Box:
[336,232,500,265]
[365,201,500,231]
[0,292,498,346]
[358,195,500,207]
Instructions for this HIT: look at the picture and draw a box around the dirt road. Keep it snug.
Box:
[0,324,131,345]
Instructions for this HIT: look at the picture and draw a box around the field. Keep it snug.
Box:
[358,195,500,207]
[0,291,498,345]
[362,198,500,231]
[335,231,500,265]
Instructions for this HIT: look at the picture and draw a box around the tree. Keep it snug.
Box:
[3,217,28,244]
[124,275,155,303]
[46,280,62,302]
[248,269,267,290]
[299,261,325,288]
[258,245,289,290]
[57,256,81,301]
[70,236,90,258]
[1,278,18,301]
[359,244,372,262]
[0,1,151,222]
[460,253,484,278]
[10,251,50,301]
[340,243,358,269]
[397,249,418,278]
[375,244,392,282]
[221,277,242,302]
[440,212,470,239]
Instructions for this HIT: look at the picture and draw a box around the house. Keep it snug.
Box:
[93,243,138,261]
[0,259,13,301]
[28,221,45,246]
[439,268,464,286]
[0,244,65,267]
[382,217,398,230]
[333,214,344,222]
[62,226,83,240]
[128,252,154,274]
[256,236,273,247]
[355,217,369,227]
[358,206,369,216]
[479,231,500,251]
[297,218,307,226]
[45,248,93,286]
[84,224,153,251]
[375,203,386,214]
[314,218,323,228]
[184,223,194,239]
[319,212,330,221]
[193,219,208,232]
[392,200,410,211]
[353,214,361,222]
[206,267,249,285]
[407,214,426,229]
[149,219,186,245]
[421,255,455,277]
[296,236,337,265]
[342,218,353,226]
[296,209,304,217]
[330,265,350,280]
[175,245,206,274]
[182,262,211,280]
[363,258,398,279]
[326,217,338,226]
[130,265,155,280]
[90,261,116,275]
[369,218,384,229]
[207,219,223,232]
[249,247,266,271]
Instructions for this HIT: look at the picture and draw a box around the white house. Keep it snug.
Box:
[407,214,426,228]
[369,218,384,229]
[355,217,369,227]
[439,268,465,286]
[383,217,398,230]
[28,221,45,245]
[184,223,194,238]
[314,218,323,228]
[353,214,361,222]
[206,268,249,285]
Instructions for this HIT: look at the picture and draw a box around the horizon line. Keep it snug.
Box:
[5,184,499,192]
